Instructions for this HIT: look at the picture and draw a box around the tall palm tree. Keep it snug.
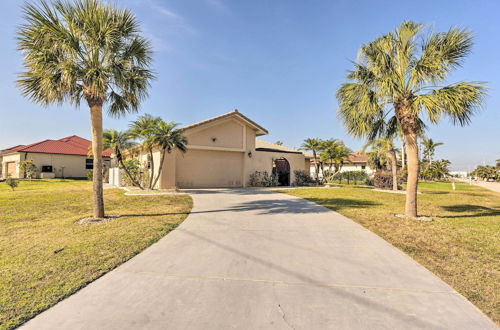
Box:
[150,120,188,189]
[129,114,161,189]
[363,137,399,190]
[300,138,323,181]
[103,129,142,188]
[337,21,487,217]
[422,137,444,167]
[17,0,154,219]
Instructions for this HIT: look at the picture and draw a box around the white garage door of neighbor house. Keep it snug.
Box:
[176,150,243,188]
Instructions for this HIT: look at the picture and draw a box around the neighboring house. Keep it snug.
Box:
[0,135,111,179]
[309,152,374,179]
[118,110,310,188]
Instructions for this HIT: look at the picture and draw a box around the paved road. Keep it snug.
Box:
[471,180,500,194]
[23,189,496,329]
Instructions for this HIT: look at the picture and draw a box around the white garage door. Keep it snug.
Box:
[176,150,243,188]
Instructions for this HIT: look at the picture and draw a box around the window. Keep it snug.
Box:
[361,165,366,170]
[41,165,53,173]
[86,159,93,170]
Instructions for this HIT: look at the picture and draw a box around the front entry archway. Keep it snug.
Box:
[272,158,290,186]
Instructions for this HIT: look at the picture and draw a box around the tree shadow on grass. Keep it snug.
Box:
[305,197,381,213]
[440,204,500,218]
[119,197,380,218]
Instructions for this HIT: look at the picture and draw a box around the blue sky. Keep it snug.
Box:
[1,0,499,171]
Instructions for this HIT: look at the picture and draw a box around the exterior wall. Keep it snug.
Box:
[1,152,110,179]
[310,163,374,179]
[186,119,245,150]
[1,153,21,178]
[247,151,308,185]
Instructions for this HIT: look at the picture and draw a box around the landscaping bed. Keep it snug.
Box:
[0,179,192,329]
[282,182,500,324]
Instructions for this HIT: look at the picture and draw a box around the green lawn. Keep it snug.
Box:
[0,179,192,330]
[283,182,500,324]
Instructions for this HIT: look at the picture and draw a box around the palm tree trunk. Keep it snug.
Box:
[90,104,105,219]
[151,149,166,189]
[313,151,319,182]
[148,149,154,189]
[401,139,405,168]
[404,132,419,217]
[389,149,398,191]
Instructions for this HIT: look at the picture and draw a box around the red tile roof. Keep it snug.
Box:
[348,152,368,163]
[309,152,367,165]
[1,135,112,157]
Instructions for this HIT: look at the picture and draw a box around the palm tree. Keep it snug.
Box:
[129,114,161,189]
[337,21,487,217]
[422,137,444,167]
[150,120,188,189]
[301,138,323,181]
[364,137,399,190]
[17,0,154,219]
[320,139,351,173]
[103,129,142,188]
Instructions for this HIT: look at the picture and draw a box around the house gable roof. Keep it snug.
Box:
[1,136,112,157]
[182,110,269,136]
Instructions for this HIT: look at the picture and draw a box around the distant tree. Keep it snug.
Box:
[422,159,451,180]
[422,137,444,167]
[337,21,487,217]
[300,138,323,181]
[17,0,154,218]
[275,141,284,146]
[319,139,351,174]
[129,114,162,189]
[103,129,142,188]
[19,160,37,180]
[364,138,399,190]
[150,120,188,189]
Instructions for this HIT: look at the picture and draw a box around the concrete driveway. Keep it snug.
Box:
[23,189,495,329]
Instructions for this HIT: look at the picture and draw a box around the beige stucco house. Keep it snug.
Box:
[0,136,111,179]
[119,110,310,189]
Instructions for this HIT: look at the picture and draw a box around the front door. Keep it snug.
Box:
[273,158,290,186]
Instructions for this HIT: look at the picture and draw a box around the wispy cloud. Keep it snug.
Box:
[206,0,231,14]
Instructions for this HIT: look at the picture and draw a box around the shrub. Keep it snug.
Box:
[293,170,315,186]
[19,160,38,180]
[120,158,141,186]
[86,169,93,181]
[6,176,19,191]
[249,171,279,187]
[373,171,397,189]
[331,170,368,185]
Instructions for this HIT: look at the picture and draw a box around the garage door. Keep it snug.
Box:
[6,162,16,177]
[176,150,243,188]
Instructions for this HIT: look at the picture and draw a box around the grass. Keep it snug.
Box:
[282,182,500,324]
[0,179,192,329]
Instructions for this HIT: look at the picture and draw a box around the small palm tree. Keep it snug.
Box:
[337,21,487,217]
[422,137,444,167]
[300,138,323,181]
[129,114,161,189]
[363,137,399,190]
[17,0,154,218]
[150,121,188,189]
[320,139,351,173]
[103,129,142,188]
